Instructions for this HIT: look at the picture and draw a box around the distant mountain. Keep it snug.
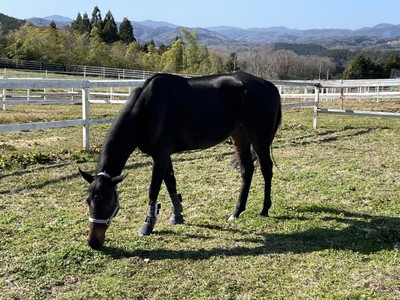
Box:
[208,24,400,44]
[132,21,229,46]
[137,20,179,29]
[16,13,400,50]
[44,15,73,23]
[26,15,73,27]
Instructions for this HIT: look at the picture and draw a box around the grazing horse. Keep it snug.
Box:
[79,72,281,250]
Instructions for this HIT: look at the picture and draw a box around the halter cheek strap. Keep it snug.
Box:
[88,171,119,225]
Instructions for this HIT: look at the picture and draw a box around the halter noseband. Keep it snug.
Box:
[88,171,119,225]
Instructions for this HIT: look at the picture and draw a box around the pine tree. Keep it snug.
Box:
[119,18,135,44]
[81,13,92,34]
[102,10,119,44]
[90,6,103,34]
[383,52,400,75]
[49,21,57,30]
[342,53,383,79]
[71,13,83,33]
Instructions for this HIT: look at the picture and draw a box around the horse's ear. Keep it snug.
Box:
[112,173,128,185]
[79,168,94,183]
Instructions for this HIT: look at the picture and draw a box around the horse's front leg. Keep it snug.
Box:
[139,155,169,236]
[164,158,184,225]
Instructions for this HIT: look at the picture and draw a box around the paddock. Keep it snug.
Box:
[0,77,399,299]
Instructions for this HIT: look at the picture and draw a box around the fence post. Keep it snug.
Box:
[2,88,6,111]
[313,85,320,129]
[82,87,90,150]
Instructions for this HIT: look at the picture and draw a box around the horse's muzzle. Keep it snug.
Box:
[88,237,103,250]
[87,224,106,250]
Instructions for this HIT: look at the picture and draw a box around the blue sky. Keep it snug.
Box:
[1,0,400,29]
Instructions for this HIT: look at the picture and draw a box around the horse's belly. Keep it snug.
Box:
[176,118,238,151]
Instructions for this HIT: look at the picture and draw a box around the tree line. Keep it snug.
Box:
[241,44,400,80]
[1,6,231,75]
[1,7,400,79]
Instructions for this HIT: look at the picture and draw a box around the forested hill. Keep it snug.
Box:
[0,13,25,33]
[2,10,400,51]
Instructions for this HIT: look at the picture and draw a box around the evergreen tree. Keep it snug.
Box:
[102,10,119,44]
[90,6,103,35]
[81,13,92,34]
[49,21,57,30]
[71,13,83,33]
[142,40,156,53]
[342,53,384,79]
[119,18,135,44]
[383,52,400,75]
[342,54,373,79]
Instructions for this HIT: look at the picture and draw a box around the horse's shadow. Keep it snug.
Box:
[100,207,399,260]
[276,127,376,148]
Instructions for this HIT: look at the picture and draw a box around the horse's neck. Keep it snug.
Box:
[96,143,135,177]
[96,112,139,177]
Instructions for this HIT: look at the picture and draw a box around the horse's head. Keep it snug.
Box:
[79,168,127,250]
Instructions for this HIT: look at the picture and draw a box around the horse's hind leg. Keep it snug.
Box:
[253,144,273,217]
[164,158,184,225]
[229,130,254,221]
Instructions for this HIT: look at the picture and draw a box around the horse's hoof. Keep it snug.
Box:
[259,213,269,218]
[228,215,237,221]
[169,215,184,225]
[138,222,153,236]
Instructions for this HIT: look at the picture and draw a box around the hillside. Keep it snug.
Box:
[0,13,26,33]
[130,21,400,50]
[3,11,400,50]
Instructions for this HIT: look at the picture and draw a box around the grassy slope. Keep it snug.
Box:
[0,103,399,299]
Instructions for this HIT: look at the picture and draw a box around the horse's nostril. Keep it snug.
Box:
[88,238,102,250]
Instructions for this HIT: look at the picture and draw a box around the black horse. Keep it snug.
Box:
[79,72,281,250]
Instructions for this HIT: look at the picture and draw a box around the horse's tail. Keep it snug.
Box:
[251,103,281,164]
[231,92,282,168]
[269,88,282,169]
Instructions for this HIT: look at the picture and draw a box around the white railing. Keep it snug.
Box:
[273,78,400,128]
[1,77,399,150]
[1,78,144,150]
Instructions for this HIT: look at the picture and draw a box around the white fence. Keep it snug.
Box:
[1,78,143,150]
[274,78,400,128]
[1,78,400,150]
[1,58,194,79]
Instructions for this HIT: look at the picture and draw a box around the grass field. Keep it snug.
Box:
[0,100,399,299]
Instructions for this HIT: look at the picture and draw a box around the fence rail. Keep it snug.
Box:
[1,77,399,150]
[1,78,143,149]
[0,58,193,79]
[273,78,400,128]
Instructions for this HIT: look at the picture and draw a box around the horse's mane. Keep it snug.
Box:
[95,80,152,175]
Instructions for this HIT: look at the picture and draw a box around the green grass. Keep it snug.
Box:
[0,102,399,299]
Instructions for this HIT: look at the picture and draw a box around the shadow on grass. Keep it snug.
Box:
[100,207,399,260]
[277,127,375,148]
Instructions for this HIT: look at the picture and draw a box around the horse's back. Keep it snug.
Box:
[138,72,281,153]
